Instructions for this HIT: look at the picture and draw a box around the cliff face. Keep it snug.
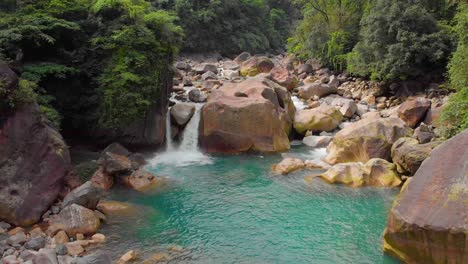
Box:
[0,64,71,226]
[383,129,468,264]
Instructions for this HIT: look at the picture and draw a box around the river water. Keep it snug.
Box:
[101,137,399,263]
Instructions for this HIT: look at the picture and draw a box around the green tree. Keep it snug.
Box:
[347,0,453,80]
[440,2,468,136]
[288,0,368,69]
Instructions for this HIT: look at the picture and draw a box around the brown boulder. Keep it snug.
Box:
[294,105,343,134]
[240,56,274,77]
[91,168,114,190]
[391,137,442,175]
[383,129,468,263]
[271,158,305,175]
[48,204,100,237]
[319,159,401,188]
[0,104,71,226]
[398,97,431,128]
[200,76,294,153]
[298,83,337,100]
[170,103,195,127]
[325,117,412,164]
[270,67,299,91]
[125,169,168,193]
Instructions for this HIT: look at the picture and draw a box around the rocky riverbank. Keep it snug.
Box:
[1,52,466,263]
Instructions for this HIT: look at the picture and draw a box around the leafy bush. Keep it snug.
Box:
[288,0,367,68]
[440,3,468,137]
[347,0,453,80]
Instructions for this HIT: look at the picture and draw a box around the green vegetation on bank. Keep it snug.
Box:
[440,2,468,136]
[0,0,182,130]
[289,0,466,136]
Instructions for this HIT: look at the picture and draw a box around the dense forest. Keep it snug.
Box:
[0,0,466,136]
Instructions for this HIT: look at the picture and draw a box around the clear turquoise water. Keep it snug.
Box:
[103,146,399,264]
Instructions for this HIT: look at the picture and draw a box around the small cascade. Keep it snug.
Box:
[179,104,203,151]
[292,95,307,110]
[166,108,175,151]
[149,103,212,167]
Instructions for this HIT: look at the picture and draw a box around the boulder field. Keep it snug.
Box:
[383,129,468,263]
[199,75,295,153]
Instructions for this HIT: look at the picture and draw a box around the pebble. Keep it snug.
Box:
[53,230,69,244]
[119,250,137,263]
[91,234,106,243]
[55,244,68,256]
[65,242,84,256]
[24,236,46,250]
[7,232,27,245]
[0,222,11,230]
[7,227,24,236]
[76,233,85,240]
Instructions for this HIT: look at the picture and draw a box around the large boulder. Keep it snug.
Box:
[170,103,195,127]
[294,105,343,134]
[391,137,442,175]
[62,181,102,209]
[48,204,100,237]
[240,56,274,77]
[270,67,299,91]
[200,76,294,153]
[319,158,401,187]
[325,117,412,164]
[0,103,71,226]
[298,83,337,99]
[383,129,468,263]
[398,97,431,128]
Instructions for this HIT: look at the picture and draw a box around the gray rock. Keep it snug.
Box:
[0,222,11,230]
[55,244,68,256]
[101,143,130,157]
[7,232,27,245]
[34,248,58,264]
[170,103,195,127]
[19,250,36,262]
[193,63,218,74]
[201,71,218,81]
[62,181,102,210]
[188,89,208,103]
[57,255,74,264]
[297,64,313,74]
[174,61,191,71]
[24,236,45,251]
[73,251,112,264]
[298,83,337,99]
[340,101,357,118]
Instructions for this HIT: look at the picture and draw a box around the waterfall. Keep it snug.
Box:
[179,104,202,151]
[149,103,212,167]
[166,107,175,151]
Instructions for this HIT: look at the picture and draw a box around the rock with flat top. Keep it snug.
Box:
[383,129,468,263]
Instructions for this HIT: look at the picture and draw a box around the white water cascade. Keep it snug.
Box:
[165,108,175,151]
[149,103,212,167]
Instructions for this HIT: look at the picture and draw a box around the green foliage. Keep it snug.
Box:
[166,0,295,54]
[92,1,182,127]
[1,0,181,132]
[288,0,367,68]
[22,63,78,82]
[440,3,468,137]
[347,0,454,81]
